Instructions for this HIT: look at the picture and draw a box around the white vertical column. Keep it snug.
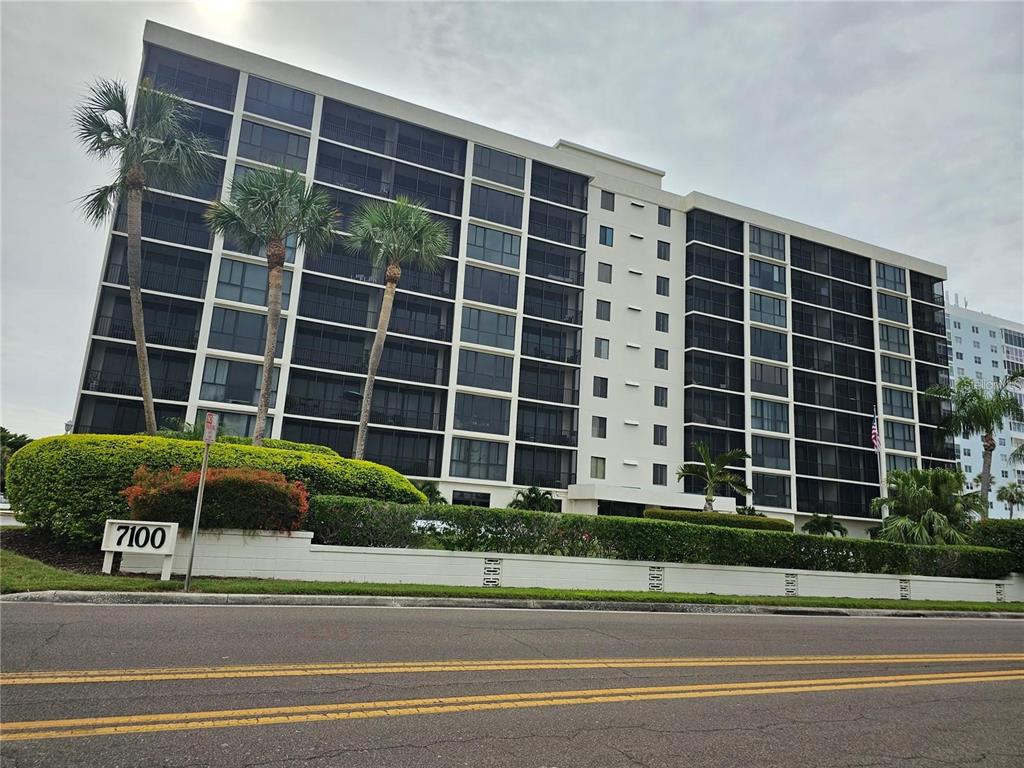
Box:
[505,160,534,487]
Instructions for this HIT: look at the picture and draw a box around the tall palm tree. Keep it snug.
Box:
[206,168,335,446]
[996,482,1024,519]
[344,197,451,460]
[509,486,559,513]
[927,372,1024,519]
[676,442,751,513]
[75,79,211,434]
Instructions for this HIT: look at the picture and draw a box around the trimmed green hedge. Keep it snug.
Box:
[124,467,309,532]
[214,436,338,455]
[308,496,1015,580]
[644,508,794,532]
[971,519,1024,573]
[6,435,424,543]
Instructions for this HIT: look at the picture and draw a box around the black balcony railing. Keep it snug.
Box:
[521,344,581,365]
[291,346,449,385]
[147,73,236,110]
[518,381,579,406]
[515,427,577,447]
[528,221,586,249]
[316,167,391,198]
[83,369,190,401]
[524,298,582,325]
[104,265,206,299]
[369,407,443,431]
[319,120,464,175]
[511,469,576,489]
[94,316,199,349]
[524,259,584,286]
[114,214,212,251]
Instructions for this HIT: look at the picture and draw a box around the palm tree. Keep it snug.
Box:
[75,79,211,434]
[206,168,335,446]
[676,442,751,513]
[927,372,1024,518]
[801,514,848,537]
[344,197,451,460]
[996,482,1024,519]
[509,486,559,513]
[869,467,982,545]
[414,480,447,505]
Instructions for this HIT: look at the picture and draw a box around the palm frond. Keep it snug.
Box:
[205,200,262,253]
[146,132,214,193]
[345,196,451,273]
[73,79,130,158]
[78,182,122,225]
[296,185,336,256]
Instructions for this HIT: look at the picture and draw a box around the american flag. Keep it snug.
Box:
[870,411,880,451]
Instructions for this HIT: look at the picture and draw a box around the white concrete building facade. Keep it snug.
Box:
[945,299,1024,517]
[73,22,955,533]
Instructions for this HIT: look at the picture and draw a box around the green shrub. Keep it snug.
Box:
[971,519,1024,572]
[123,467,309,532]
[6,434,425,543]
[214,435,338,455]
[644,508,794,532]
[308,496,1015,580]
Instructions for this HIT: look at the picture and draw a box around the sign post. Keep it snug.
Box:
[184,412,217,592]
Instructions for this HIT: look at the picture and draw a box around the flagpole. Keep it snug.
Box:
[874,406,888,518]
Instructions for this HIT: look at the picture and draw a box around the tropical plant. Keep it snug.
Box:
[0,427,33,494]
[996,482,1024,519]
[870,468,983,545]
[205,168,335,446]
[75,78,212,434]
[414,480,447,505]
[926,372,1024,518]
[735,506,765,517]
[508,485,559,513]
[801,514,848,537]
[343,197,451,459]
[676,442,751,513]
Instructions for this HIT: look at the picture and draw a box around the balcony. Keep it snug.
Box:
[104,263,206,299]
[512,468,576,489]
[516,426,577,447]
[524,280,583,325]
[83,369,190,401]
[93,315,199,349]
[303,251,455,299]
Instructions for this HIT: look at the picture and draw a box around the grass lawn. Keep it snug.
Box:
[1,549,1020,613]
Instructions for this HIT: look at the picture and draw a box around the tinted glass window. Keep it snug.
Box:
[143,45,238,109]
[686,209,743,250]
[245,76,314,128]
[877,293,908,323]
[470,184,523,228]
[752,436,790,470]
[208,307,285,356]
[461,307,516,349]
[457,349,513,391]
[749,226,785,260]
[751,362,788,396]
[450,437,508,480]
[751,398,789,433]
[750,259,786,293]
[237,120,309,171]
[601,190,615,211]
[454,393,511,435]
[750,293,787,327]
[216,259,292,308]
[473,145,525,188]
[876,263,906,292]
[467,224,520,268]
[750,328,788,362]
[200,357,278,407]
[464,265,518,308]
[753,473,790,508]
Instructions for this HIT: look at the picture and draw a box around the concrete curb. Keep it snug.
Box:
[2,590,1021,619]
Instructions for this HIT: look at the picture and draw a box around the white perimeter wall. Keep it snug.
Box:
[120,530,1023,604]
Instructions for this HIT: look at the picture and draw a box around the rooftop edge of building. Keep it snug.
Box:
[142,20,947,280]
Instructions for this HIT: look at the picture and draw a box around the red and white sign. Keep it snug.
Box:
[202,412,218,445]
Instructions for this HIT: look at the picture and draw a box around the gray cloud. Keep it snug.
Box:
[2,1,1021,437]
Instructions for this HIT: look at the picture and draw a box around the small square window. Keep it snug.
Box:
[654,386,668,407]
[596,300,611,321]
[593,376,608,398]
[597,262,612,283]
[591,456,606,479]
[975,356,982,364]
[657,241,670,261]
[654,348,669,369]
[595,337,610,359]
[592,415,607,438]
[989,330,997,338]
[653,463,667,486]
[656,276,670,296]
[973,340,981,348]
[601,190,615,211]
[971,326,979,333]
[655,312,669,333]
[658,207,671,226]
[953,321,960,329]
[653,424,667,446]
[599,226,614,246]
[993,360,1000,368]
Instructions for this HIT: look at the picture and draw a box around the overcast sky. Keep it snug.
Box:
[2,1,1022,438]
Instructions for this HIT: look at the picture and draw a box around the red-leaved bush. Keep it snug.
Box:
[122,466,309,532]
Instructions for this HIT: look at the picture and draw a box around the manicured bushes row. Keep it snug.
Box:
[971,519,1024,572]
[307,496,1016,579]
[644,508,794,532]
[122,467,309,532]
[214,436,338,455]
[5,435,425,543]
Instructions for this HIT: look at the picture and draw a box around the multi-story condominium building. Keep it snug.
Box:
[73,22,956,535]
[945,298,1024,517]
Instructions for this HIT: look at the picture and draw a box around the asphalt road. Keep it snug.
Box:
[1,604,1022,767]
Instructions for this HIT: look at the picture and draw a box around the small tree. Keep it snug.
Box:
[75,79,211,434]
[414,480,447,505]
[927,372,1024,519]
[0,427,32,494]
[996,482,1024,519]
[676,442,751,513]
[344,197,451,460]
[509,486,559,513]
[801,514,848,537]
[870,468,982,545]
[205,168,335,446]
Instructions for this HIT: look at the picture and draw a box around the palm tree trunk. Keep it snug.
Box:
[979,432,996,521]
[703,494,714,513]
[252,239,285,447]
[125,176,157,435]
[355,265,400,460]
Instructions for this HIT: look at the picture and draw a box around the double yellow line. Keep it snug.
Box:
[4,652,1024,686]
[3,669,1022,742]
